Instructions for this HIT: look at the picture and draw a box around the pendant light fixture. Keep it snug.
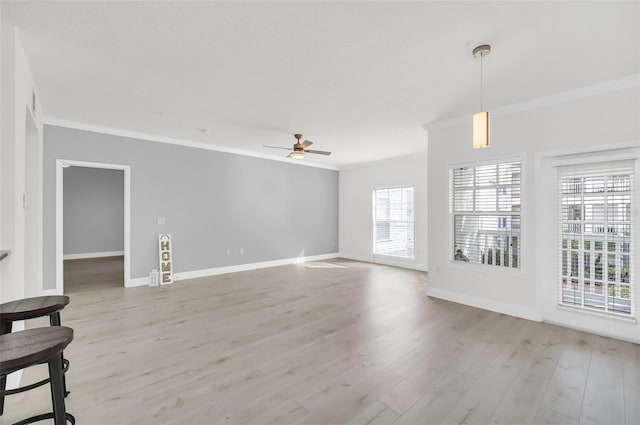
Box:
[472,44,491,149]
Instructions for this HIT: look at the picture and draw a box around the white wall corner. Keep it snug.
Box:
[340,151,428,171]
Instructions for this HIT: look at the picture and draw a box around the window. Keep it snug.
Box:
[451,160,522,268]
[559,161,634,316]
[373,187,414,258]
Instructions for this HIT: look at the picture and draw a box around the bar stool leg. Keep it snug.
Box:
[0,320,12,416]
[48,354,67,425]
[49,313,69,397]
[0,376,5,416]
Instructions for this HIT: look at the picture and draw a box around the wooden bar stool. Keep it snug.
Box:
[0,296,70,415]
[0,327,75,425]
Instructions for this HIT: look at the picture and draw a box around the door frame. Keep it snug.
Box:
[55,159,131,294]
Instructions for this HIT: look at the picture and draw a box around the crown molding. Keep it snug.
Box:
[43,117,340,171]
[424,73,640,132]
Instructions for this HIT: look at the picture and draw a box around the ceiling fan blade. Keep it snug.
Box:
[302,140,313,148]
[305,149,332,156]
[263,145,293,151]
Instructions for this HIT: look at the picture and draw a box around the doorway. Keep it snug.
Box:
[55,160,131,294]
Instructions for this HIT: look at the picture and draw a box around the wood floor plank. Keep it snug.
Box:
[346,400,400,425]
[379,309,500,414]
[456,319,547,419]
[488,324,566,424]
[580,336,626,425]
[300,369,404,425]
[622,339,640,425]
[532,330,594,425]
[2,256,638,425]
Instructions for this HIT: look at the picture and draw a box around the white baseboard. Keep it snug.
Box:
[126,277,149,288]
[426,287,542,322]
[373,256,428,272]
[339,252,373,263]
[42,288,63,296]
[63,250,124,260]
[126,253,340,287]
[543,318,640,345]
[174,253,340,281]
[339,252,428,272]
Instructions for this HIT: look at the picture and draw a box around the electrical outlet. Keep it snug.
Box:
[157,217,166,225]
[239,248,244,255]
[226,248,231,256]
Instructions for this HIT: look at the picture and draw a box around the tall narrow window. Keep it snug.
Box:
[373,187,414,258]
[451,160,522,268]
[559,161,634,316]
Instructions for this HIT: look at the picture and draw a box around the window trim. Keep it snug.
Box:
[535,143,640,335]
[556,159,636,318]
[448,155,525,274]
[372,185,416,260]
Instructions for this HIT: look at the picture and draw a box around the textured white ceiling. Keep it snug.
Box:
[2,1,638,167]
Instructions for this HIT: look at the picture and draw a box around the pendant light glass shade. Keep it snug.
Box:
[472,44,491,149]
[473,111,490,149]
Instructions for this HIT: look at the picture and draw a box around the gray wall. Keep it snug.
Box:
[63,167,124,256]
[44,125,339,289]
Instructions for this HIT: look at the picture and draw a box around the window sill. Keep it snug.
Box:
[447,260,526,279]
[556,304,637,324]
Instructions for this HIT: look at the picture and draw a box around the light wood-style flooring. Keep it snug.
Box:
[2,257,639,425]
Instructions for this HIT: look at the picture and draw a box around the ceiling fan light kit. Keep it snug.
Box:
[472,44,491,149]
[264,133,332,159]
[288,151,306,159]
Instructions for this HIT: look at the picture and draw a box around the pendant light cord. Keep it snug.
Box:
[480,54,484,111]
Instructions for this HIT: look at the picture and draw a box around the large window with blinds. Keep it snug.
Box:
[559,161,634,316]
[451,160,522,268]
[373,187,414,258]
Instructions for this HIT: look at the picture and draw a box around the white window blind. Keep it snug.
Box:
[558,160,634,316]
[373,187,414,258]
[451,161,522,268]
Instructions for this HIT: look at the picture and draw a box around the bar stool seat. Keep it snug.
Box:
[0,296,71,415]
[0,296,70,333]
[0,327,75,424]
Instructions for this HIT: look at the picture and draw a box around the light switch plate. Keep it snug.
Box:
[157,217,166,225]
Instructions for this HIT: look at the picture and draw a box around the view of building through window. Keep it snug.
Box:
[451,161,522,268]
[373,187,415,258]
[559,164,634,315]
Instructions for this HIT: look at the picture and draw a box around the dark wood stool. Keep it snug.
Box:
[0,327,75,425]
[0,296,70,415]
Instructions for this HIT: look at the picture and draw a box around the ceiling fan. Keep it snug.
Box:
[264,134,331,159]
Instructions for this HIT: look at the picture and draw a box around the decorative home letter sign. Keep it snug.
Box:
[158,234,173,285]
